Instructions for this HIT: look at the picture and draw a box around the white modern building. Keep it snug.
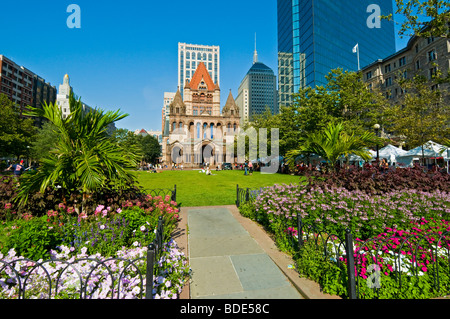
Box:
[178,42,220,98]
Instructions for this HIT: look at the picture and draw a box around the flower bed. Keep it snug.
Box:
[239,183,450,299]
[0,194,190,299]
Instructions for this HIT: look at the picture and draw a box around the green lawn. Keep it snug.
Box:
[134,169,303,207]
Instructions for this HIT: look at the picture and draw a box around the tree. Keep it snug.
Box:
[285,122,381,170]
[30,121,59,162]
[244,69,388,157]
[383,74,450,155]
[138,134,161,164]
[0,94,36,160]
[383,0,450,39]
[16,92,140,208]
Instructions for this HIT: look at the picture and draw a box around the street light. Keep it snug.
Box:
[373,124,380,162]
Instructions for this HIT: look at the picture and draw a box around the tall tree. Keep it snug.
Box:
[383,0,450,39]
[383,74,450,152]
[0,93,36,160]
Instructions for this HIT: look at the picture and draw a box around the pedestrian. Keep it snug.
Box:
[6,160,25,181]
[244,160,248,175]
[248,161,253,175]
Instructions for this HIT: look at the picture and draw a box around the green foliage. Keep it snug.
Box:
[244,69,387,157]
[382,0,450,39]
[29,121,59,161]
[0,93,36,159]
[286,122,381,169]
[16,92,140,206]
[1,217,62,261]
[383,74,450,149]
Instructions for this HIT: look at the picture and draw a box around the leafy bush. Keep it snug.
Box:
[0,216,62,261]
[1,194,180,260]
[304,166,450,194]
[0,174,150,220]
[253,183,450,241]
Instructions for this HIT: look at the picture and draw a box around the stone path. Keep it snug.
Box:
[186,206,303,299]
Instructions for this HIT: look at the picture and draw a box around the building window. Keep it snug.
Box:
[399,57,406,66]
[429,67,437,79]
[416,60,420,70]
[366,71,372,80]
[197,123,201,139]
[385,77,392,87]
[385,64,391,73]
[427,37,435,44]
[428,50,437,62]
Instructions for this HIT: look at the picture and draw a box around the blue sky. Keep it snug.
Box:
[1,1,409,132]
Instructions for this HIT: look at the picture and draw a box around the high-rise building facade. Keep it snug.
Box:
[0,55,56,124]
[178,43,220,98]
[236,49,278,126]
[162,92,176,136]
[277,0,396,106]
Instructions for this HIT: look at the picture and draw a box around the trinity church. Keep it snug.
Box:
[162,62,240,168]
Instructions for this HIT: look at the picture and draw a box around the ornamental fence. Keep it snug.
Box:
[293,213,450,299]
[235,185,265,208]
[147,185,177,204]
[0,216,166,299]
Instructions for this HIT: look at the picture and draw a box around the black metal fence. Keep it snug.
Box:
[295,213,450,299]
[146,185,177,203]
[235,185,264,208]
[0,216,166,299]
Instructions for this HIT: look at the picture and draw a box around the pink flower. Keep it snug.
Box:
[4,203,12,210]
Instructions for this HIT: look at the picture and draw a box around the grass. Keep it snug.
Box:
[134,169,303,207]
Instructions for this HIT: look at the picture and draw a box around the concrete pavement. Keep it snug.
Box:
[173,205,340,299]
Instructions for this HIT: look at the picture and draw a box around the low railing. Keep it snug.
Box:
[0,216,166,299]
[294,213,450,299]
[147,185,177,203]
[235,185,264,208]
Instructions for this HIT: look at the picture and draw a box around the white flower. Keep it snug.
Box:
[100,225,105,230]
[133,241,140,247]
[140,226,146,232]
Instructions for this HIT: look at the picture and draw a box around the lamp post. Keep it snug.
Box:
[373,124,380,162]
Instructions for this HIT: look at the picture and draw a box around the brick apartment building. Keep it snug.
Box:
[0,55,56,126]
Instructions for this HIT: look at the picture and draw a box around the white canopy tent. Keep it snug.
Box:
[396,141,449,167]
[378,144,408,164]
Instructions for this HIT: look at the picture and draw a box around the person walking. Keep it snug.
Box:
[244,160,248,175]
[248,161,253,175]
[6,160,25,181]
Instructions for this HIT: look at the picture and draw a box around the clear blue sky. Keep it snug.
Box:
[1,1,409,132]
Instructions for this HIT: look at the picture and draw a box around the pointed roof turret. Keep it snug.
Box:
[171,88,185,108]
[222,90,239,116]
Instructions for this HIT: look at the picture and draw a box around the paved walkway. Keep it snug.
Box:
[184,206,303,299]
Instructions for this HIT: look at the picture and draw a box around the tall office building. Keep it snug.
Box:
[178,43,220,98]
[162,92,176,136]
[236,46,278,126]
[277,0,396,106]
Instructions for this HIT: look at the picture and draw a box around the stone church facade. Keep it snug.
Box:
[162,62,240,168]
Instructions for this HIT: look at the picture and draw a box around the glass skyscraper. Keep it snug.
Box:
[277,0,396,106]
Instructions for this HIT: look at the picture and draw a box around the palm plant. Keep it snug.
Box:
[16,93,140,211]
[286,122,381,170]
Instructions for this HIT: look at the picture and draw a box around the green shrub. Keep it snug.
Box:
[1,216,63,260]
